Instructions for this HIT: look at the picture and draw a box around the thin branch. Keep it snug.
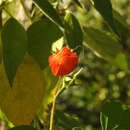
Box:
[20,0,32,24]
[49,76,62,130]
[56,67,83,97]
[3,7,15,19]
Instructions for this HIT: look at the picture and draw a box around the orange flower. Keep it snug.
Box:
[49,48,78,76]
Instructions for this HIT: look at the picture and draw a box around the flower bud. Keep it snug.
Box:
[49,48,78,76]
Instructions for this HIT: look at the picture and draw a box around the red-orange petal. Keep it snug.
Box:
[49,48,78,76]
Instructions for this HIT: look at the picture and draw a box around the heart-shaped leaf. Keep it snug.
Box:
[1,18,28,87]
[27,20,62,69]
[0,55,45,126]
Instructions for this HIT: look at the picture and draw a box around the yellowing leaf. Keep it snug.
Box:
[37,67,58,126]
[0,32,2,64]
[0,55,45,126]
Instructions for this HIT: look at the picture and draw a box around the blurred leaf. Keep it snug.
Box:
[8,125,37,130]
[32,12,43,23]
[113,10,130,47]
[126,36,130,50]
[27,19,62,69]
[33,0,63,28]
[83,0,92,10]
[72,127,84,130]
[1,18,27,87]
[64,13,83,54]
[73,0,82,8]
[0,0,12,5]
[37,67,58,125]
[0,33,2,64]
[55,110,81,130]
[93,0,130,45]
[84,27,130,72]
[0,55,45,126]
[93,0,118,34]
[115,53,128,71]
[100,112,108,130]
[84,27,121,61]
[101,101,130,130]
[48,0,55,3]
[0,0,2,5]
[0,109,14,128]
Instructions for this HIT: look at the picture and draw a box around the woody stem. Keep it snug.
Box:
[49,77,62,130]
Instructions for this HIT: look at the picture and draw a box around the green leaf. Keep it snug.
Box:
[37,67,58,125]
[33,0,63,28]
[100,112,108,130]
[64,13,83,54]
[48,0,55,3]
[27,19,62,69]
[55,110,81,130]
[101,101,130,130]
[126,34,130,50]
[84,27,121,62]
[113,10,130,47]
[115,53,128,71]
[1,18,28,87]
[84,27,130,72]
[93,0,117,34]
[72,127,84,130]
[8,125,37,130]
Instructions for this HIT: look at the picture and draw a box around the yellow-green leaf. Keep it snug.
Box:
[37,67,58,126]
[0,55,45,126]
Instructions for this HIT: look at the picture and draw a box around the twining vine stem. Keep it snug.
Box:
[49,76,62,130]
